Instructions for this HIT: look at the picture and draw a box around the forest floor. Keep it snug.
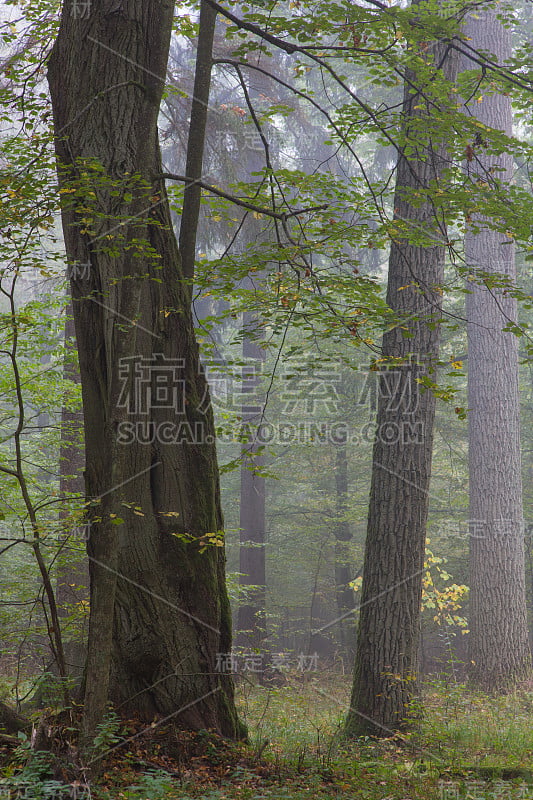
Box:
[1,672,533,799]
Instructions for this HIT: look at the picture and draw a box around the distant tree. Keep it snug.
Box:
[463,5,531,688]
[236,313,267,650]
[333,432,356,662]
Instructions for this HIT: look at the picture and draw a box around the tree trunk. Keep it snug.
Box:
[179,0,217,283]
[464,7,531,688]
[47,1,243,743]
[57,306,89,685]
[333,437,356,663]
[236,315,266,650]
[345,30,458,736]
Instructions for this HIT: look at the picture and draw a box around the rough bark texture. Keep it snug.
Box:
[464,8,531,688]
[345,35,458,736]
[47,1,243,741]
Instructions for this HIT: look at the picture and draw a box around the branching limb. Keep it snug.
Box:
[160,172,328,219]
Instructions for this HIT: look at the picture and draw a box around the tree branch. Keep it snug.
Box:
[205,0,533,96]
[160,172,327,219]
[179,0,218,284]
[203,0,299,54]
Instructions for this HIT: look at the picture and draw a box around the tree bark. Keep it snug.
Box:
[47,1,244,744]
[345,29,458,736]
[179,0,217,283]
[464,6,531,688]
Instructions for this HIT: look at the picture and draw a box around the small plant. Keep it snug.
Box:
[421,544,468,631]
[0,732,66,800]
[90,709,122,759]
[124,768,174,799]
[349,543,468,632]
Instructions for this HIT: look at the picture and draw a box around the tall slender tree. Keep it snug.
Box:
[333,433,356,663]
[463,5,531,688]
[236,314,266,649]
[345,12,459,735]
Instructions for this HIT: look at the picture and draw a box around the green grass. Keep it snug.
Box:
[237,673,533,768]
[3,673,533,799]
[236,673,349,757]
[413,678,533,768]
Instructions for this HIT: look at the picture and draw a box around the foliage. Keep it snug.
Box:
[0,733,62,800]
[91,710,123,758]
[421,545,468,631]
[3,678,533,798]
[1,0,533,785]
[350,543,468,629]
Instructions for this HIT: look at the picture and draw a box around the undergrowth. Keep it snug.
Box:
[1,673,533,799]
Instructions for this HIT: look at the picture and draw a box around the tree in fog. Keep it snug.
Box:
[463,5,531,688]
[345,11,459,735]
[47,0,243,744]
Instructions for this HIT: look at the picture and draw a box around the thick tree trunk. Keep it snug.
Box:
[345,33,458,736]
[464,8,531,688]
[47,2,243,742]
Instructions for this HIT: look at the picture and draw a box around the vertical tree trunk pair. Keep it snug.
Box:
[348,3,530,737]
